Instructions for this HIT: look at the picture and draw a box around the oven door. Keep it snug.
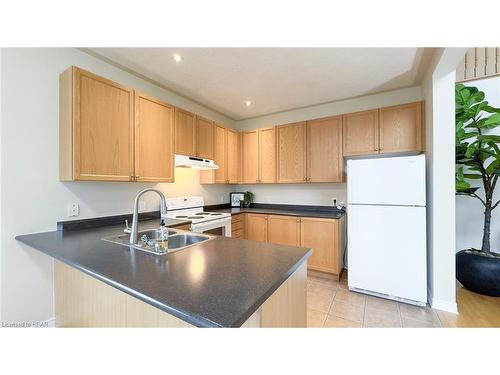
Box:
[191,218,231,237]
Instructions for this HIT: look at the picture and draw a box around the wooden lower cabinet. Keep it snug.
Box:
[245,213,344,277]
[267,215,300,246]
[300,217,342,276]
[231,214,245,239]
[245,213,268,242]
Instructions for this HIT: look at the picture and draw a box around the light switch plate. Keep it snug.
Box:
[139,201,147,212]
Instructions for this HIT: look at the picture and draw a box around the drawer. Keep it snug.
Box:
[231,220,244,231]
[232,228,244,239]
[231,214,244,224]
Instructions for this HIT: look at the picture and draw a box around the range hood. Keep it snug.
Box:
[174,154,219,170]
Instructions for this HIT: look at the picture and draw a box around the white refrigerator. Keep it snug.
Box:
[346,154,427,305]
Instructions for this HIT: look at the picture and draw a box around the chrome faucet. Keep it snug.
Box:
[130,188,168,244]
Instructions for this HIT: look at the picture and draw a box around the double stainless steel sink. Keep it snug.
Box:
[102,228,213,255]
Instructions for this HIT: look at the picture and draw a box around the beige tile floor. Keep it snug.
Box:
[307,273,442,328]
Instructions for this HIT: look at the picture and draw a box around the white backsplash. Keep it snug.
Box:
[237,183,347,206]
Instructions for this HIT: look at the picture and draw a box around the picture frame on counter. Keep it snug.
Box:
[230,192,245,207]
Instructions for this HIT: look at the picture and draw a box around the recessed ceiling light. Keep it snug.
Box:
[245,100,252,107]
[173,54,182,63]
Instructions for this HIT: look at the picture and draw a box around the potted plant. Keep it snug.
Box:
[243,191,254,208]
[455,83,500,296]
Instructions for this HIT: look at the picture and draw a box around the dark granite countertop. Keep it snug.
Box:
[208,204,345,219]
[16,219,311,328]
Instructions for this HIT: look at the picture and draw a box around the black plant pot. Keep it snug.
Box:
[456,250,500,297]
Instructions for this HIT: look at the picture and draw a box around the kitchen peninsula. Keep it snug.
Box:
[16,218,310,328]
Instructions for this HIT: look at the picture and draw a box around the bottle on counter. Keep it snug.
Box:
[155,219,169,254]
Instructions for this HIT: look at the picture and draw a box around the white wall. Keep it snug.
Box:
[455,76,500,252]
[237,183,347,206]
[236,86,422,131]
[235,86,423,205]
[0,48,236,323]
[421,48,467,313]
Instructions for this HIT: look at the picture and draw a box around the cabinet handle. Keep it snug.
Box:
[303,177,306,181]
[130,175,134,181]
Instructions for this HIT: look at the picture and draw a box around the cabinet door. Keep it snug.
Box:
[267,215,301,246]
[342,109,379,156]
[259,127,276,183]
[246,214,268,242]
[227,128,241,183]
[213,124,227,183]
[134,92,174,182]
[307,116,343,182]
[301,217,340,275]
[74,68,134,181]
[196,116,214,159]
[174,108,196,156]
[277,122,307,183]
[379,102,423,154]
[242,130,259,183]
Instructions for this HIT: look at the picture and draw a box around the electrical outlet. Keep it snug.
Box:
[68,203,80,217]
[139,201,147,212]
[220,195,224,203]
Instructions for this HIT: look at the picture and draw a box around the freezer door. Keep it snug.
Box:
[347,205,427,303]
[347,154,426,206]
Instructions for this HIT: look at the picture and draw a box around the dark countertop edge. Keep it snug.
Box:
[209,207,345,219]
[205,202,342,212]
[16,235,311,328]
[57,203,343,232]
[57,212,191,232]
[15,236,221,328]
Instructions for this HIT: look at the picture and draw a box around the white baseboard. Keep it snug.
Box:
[431,298,458,314]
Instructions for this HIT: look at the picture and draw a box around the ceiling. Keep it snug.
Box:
[89,48,433,121]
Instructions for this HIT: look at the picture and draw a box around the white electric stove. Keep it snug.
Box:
[165,196,231,237]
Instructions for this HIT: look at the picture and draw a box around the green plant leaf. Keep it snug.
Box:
[464,173,483,179]
[478,134,500,143]
[484,113,500,128]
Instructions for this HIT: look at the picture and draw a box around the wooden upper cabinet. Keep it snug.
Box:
[226,128,241,183]
[342,109,379,156]
[242,130,259,183]
[213,124,227,183]
[301,217,341,275]
[246,213,268,242]
[259,127,276,183]
[267,215,301,247]
[379,102,423,154]
[307,116,343,182]
[196,116,214,159]
[277,122,307,183]
[134,92,174,182]
[60,67,134,181]
[174,108,196,156]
